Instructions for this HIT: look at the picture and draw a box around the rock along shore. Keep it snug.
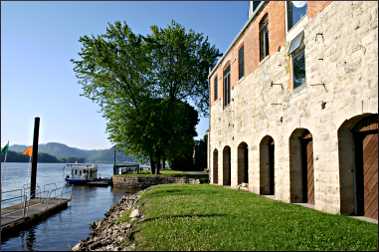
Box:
[72,191,144,251]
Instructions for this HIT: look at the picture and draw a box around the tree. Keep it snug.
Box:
[72,21,220,173]
[111,98,198,174]
[72,21,153,161]
[193,135,207,171]
[146,21,221,116]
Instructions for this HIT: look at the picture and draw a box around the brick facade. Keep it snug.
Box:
[208,1,378,218]
[307,1,332,18]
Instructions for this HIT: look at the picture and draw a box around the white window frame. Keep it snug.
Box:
[285,1,309,42]
[291,46,306,90]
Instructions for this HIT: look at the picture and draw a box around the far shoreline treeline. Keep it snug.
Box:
[3,142,136,164]
[0,150,85,163]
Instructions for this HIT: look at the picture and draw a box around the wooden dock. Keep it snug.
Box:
[1,197,70,238]
[113,163,140,175]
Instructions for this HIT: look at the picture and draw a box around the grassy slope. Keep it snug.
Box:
[133,184,378,251]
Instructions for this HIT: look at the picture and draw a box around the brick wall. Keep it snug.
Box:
[210,1,334,108]
[308,1,332,18]
[210,1,286,107]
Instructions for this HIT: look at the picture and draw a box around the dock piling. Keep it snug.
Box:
[30,117,40,199]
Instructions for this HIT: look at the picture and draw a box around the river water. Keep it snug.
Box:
[0,162,128,251]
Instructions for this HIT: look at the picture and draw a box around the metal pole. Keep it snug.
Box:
[0,151,8,239]
[113,146,117,175]
[0,160,2,242]
[30,117,40,199]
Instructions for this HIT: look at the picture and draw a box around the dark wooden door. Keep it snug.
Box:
[213,152,218,184]
[362,132,378,219]
[306,139,315,204]
[268,141,275,195]
[301,133,314,204]
[354,115,378,220]
[244,147,249,184]
[223,148,231,186]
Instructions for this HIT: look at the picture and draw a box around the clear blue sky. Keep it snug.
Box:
[1,1,248,149]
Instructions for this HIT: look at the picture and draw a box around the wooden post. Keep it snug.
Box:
[30,117,40,199]
[113,146,117,175]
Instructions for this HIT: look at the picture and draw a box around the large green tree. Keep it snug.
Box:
[72,21,153,162]
[146,21,221,115]
[72,21,220,173]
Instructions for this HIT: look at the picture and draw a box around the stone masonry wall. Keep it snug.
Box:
[209,1,378,214]
[112,175,200,190]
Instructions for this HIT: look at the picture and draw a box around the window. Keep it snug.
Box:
[223,65,231,107]
[292,48,305,89]
[252,1,262,13]
[259,16,269,61]
[287,1,307,30]
[238,46,244,80]
[249,1,262,18]
[289,32,306,89]
[213,76,218,101]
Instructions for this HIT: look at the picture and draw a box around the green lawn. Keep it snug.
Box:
[131,184,378,251]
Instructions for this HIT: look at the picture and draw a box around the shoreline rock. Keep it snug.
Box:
[72,191,144,251]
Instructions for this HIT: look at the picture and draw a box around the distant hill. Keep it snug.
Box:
[9,142,135,163]
[0,150,61,163]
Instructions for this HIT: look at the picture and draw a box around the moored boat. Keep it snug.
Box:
[64,163,110,186]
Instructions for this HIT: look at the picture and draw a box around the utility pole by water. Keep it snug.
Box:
[30,117,40,199]
[113,145,117,175]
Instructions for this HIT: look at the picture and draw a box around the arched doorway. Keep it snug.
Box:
[237,142,248,184]
[260,136,275,195]
[289,128,314,204]
[338,113,378,220]
[223,146,231,186]
[213,149,218,184]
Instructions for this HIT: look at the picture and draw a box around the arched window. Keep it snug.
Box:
[287,1,308,30]
[223,65,231,107]
[213,75,218,101]
[259,15,269,61]
[238,45,245,80]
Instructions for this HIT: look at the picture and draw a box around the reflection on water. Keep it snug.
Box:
[19,229,36,251]
[0,163,129,251]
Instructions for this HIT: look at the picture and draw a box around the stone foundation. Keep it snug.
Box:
[112,175,201,190]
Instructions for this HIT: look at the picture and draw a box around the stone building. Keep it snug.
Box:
[208,1,378,220]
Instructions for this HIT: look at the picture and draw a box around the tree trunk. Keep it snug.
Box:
[156,156,162,175]
[162,158,166,170]
[150,156,156,174]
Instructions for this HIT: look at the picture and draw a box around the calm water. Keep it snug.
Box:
[0,162,128,251]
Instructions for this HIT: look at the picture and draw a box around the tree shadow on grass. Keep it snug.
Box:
[140,213,228,224]
[129,213,229,248]
[142,189,225,199]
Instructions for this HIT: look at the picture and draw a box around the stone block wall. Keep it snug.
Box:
[209,1,378,215]
[112,175,201,190]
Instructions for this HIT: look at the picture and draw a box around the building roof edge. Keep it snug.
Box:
[208,1,267,79]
